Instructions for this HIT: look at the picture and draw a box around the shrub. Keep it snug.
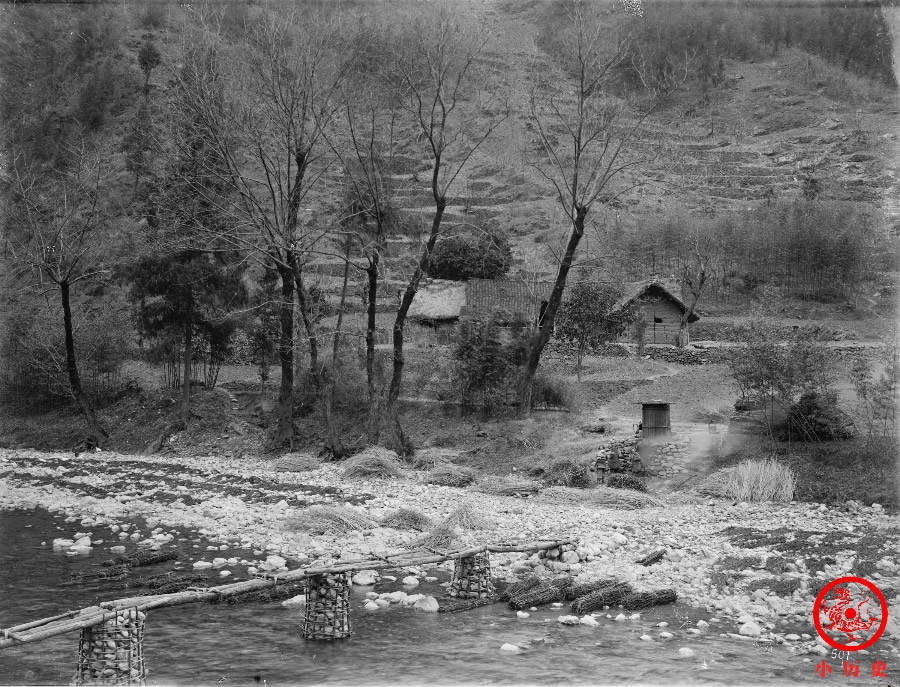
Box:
[778,391,854,441]
[426,464,477,487]
[700,458,795,502]
[426,232,511,281]
[380,508,432,531]
[343,447,404,479]
[538,458,595,488]
[138,4,167,30]
[408,503,495,549]
[539,485,663,510]
[606,474,648,492]
[530,374,576,410]
[284,506,373,536]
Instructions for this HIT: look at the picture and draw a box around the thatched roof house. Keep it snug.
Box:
[408,279,467,323]
[463,278,554,323]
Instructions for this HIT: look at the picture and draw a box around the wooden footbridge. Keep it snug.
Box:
[1,538,572,684]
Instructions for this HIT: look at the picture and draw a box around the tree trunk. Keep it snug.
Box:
[182,311,192,426]
[365,255,380,443]
[272,262,295,449]
[60,280,106,442]
[517,207,587,414]
[294,267,319,383]
[323,237,352,458]
[387,197,446,411]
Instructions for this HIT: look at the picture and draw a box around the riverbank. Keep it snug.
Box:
[1,448,898,664]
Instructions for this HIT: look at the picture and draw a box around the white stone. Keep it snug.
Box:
[212,558,227,568]
[739,621,762,637]
[659,631,673,639]
[109,545,126,554]
[656,621,668,628]
[558,615,580,625]
[364,600,380,611]
[561,551,580,564]
[697,620,709,630]
[580,615,599,627]
[365,591,379,600]
[640,634,653,641]
[281,594,306,608]
[614,613,627,622]
[52,538,74,551]
[611,533,628,546]
[516,611,530,619]
[130,533,141,541]
[375,598,390,608]
[401,575,419,587]
[382,591,408,604]
[263,555,287,572]
[219,570,231,577]
[500,643,521,653]
[193,561,213,570]
[74,536,92,548]
[413,596,439,613]
[551,602,563,608]
[678,647,696,658]
[352,570,378,586]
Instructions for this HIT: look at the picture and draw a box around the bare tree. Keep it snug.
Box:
[382,10,507,449]
[676,231,710,347]
[325,93,402,444]
[519,2,651,411]
[173,7,346,448]
[2,144,110,442]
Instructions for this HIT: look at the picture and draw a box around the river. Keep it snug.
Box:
[0,508,840,685]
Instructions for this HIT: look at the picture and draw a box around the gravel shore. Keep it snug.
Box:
[1,448,898,659]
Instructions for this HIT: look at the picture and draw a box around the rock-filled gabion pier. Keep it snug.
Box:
[74,608,146,685]
[303,573,352,640]
[449,552,494,599]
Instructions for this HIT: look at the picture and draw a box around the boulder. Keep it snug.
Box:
[678,647,696,658]
[352,570,379,586]
[401,575,419,587]
[364,600,380,611]
[558,615,580,625]
[500,643,521,653]
[263,555,287,572]
[413,596,439,613]
[281,594,306,608]
[739,621,762,637]
[561,551,580,565]
[193,561,213,570]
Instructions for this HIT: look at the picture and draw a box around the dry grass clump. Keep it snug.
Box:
[408,503,495,549]
[698,458,795,502]
[379,508,433,531]
[540,485,663,510]
[274,453,320,472]
[343,446,404,479]
[473,474,541,496]
[541,458,596,488]
[426,464,477,487]
[285,505,374,536]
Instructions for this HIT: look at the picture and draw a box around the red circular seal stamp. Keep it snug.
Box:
[813,576,888,651]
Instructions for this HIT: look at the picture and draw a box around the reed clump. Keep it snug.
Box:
[343,447,404,479]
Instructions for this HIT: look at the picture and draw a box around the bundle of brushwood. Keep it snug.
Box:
[570,582,633,615]
[622,589,677,610]
[102,550,178,568]
[64,565,131,585]
[497,575,542,603]
[508,577,572,610]
[438,597,495,614]
[564,578,620,601]
[636,549,666,566]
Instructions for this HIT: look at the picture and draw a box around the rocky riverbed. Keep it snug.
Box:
[1,448,898,665]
